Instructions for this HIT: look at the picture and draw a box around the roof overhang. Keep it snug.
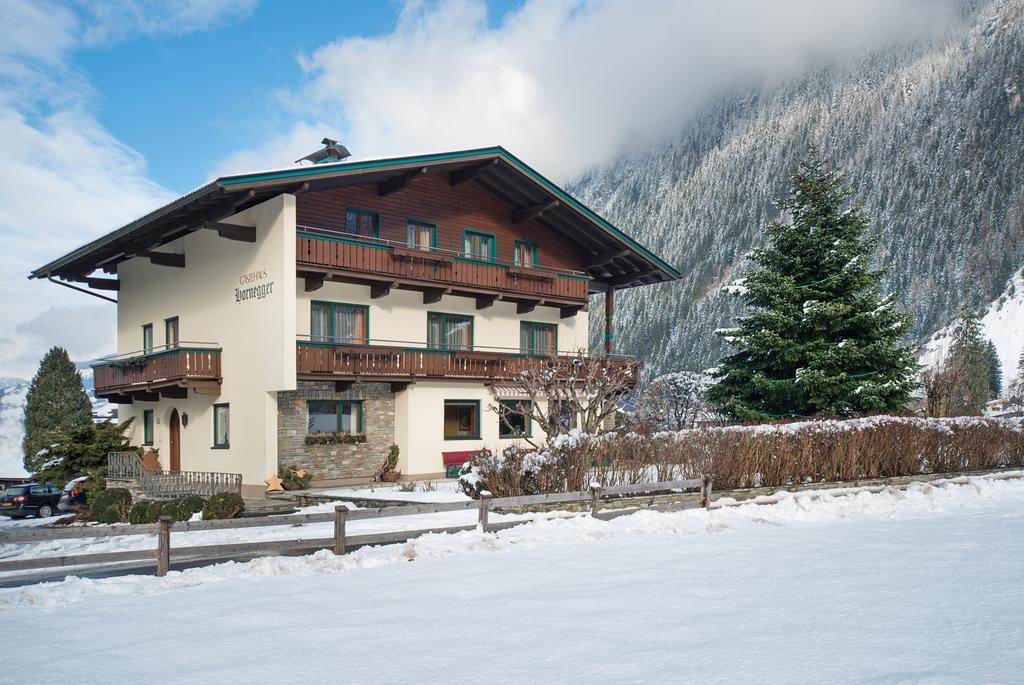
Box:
[30,146,680,291]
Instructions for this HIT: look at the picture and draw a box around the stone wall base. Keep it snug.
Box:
[277,381,396,481]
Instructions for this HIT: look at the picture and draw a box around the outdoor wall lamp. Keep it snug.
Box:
[181,412,189,427]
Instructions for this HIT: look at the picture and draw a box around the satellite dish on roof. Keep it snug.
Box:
[296,138,351,165]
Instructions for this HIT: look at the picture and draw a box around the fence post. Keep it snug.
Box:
[701,478,713,509]
[478,492,492,532]
[333,505,348,555]
[590,482,602,517]
[156,516,172,577]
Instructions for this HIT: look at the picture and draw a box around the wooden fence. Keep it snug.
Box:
[0,479,705,580]
[5,468,1018,584]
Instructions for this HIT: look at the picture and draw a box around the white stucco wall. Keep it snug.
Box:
[116,195,296,488]
[393,381,553,476]
[296,280,587,475]
[295,280,589,353]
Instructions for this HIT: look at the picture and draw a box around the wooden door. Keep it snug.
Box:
[169,409,181,472]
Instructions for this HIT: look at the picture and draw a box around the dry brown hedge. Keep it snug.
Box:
[460,416,1024,497]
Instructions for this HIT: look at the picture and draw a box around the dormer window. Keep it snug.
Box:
[463,229,495,261]
[407,220,436,251]
[514,240,538,267]
[344,209,379,239]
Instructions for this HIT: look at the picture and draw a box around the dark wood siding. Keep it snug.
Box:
[296,175,585,273]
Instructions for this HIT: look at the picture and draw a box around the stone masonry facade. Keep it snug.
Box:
[277,381,395,480]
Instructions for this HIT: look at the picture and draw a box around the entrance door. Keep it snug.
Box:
[169,408,181,472]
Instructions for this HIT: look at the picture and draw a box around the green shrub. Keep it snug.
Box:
[91,488,132,523]
[175,495,206,521]
[129,500,163,524]
[202,492,244,520]
[304,433,366,445]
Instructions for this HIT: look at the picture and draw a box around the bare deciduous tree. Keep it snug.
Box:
[490,350,641,446]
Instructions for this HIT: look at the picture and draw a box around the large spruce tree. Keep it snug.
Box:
[22,346,93,473]
[707,152,919,419]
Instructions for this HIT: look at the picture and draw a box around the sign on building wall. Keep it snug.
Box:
[235,269,274,304]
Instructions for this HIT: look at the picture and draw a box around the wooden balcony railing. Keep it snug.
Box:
[93,345,222,399]
[296,229,590,302]
[296,341,638,383]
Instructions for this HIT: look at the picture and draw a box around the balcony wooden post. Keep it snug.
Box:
[604,288,615,355]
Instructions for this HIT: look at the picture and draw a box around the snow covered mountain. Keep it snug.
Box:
[920,267,1024,390]
[0,369,113,478]
[0,380,29,477]
[572,0,1024,377]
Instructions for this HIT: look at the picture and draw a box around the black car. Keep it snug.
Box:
[1,482,61,518]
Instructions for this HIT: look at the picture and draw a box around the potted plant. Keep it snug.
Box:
[378,444,401,482]
[279,464,313,491]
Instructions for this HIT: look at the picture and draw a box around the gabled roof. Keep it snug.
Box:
[30,146,680,290]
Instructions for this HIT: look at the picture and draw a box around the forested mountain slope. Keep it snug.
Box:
[573,0,1024,375]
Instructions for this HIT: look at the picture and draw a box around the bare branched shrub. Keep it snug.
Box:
[498,350,640,440]
[459,416,1024,498]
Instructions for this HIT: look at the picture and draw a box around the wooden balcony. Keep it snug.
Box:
[296,228,590,307]
[93,345,222,402]
[296,341,638,384]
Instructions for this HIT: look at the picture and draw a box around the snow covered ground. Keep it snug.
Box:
[1,475,1023,682]
[317,480,469,502]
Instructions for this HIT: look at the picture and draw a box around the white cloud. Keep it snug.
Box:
[218,0,957,181]
[73,0,258,47]
[0,0,254,379]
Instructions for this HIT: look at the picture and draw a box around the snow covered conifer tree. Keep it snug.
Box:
[946,309,991,414]
[22,346,93,473]
[985,339,1002,399]
[707,151,919,420]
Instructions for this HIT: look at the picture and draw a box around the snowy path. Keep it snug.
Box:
[2,476,1023,683]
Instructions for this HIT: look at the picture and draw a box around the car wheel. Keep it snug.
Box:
[37,504,53,518]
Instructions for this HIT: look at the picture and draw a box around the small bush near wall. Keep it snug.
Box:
[129,500,164,524]
[202,492,245,520]
[90,488,133,523]
[459,416,1024,498]
[304,433,368,446]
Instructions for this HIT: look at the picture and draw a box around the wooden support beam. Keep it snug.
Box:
[512,199,559,224]
[603,268,658,288]
[370,281,397,299]
[584,249,630,269]
[390,382,411,393]
[160,386,188,400]
[379,167,427,196]
[335,381,353,392]
[475,295,497,310]
[304,273,327,292]
[203,221,256,243]
[559,305,583,319]
[449,159,498,186]
[423,288,449,305]
[83,277,120,291]
[605,288,615,355]
[517,300,539,314]
[129,391,160,402]
[140,250,185,268]
[106,395,133,404]
[190,382,222,396]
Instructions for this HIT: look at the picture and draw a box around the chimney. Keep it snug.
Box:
[296,138,351,165]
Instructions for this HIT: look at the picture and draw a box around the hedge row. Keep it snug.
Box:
[460,416,1024,498]
[88,489,244,523]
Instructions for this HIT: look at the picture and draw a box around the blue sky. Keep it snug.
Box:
[0,0,954,382]
[78,1,520,192]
